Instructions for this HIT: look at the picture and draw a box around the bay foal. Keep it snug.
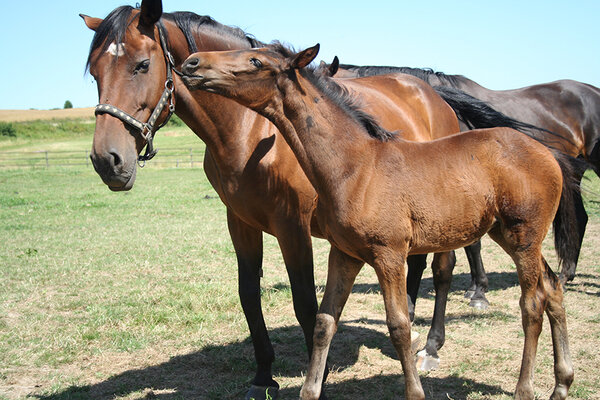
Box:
[181,45,575,399]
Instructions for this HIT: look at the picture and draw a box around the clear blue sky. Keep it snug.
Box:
[1,1,599,110]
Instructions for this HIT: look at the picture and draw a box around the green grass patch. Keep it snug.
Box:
[1,131,600,399]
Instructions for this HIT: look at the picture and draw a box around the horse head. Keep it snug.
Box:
[82,0,173,191]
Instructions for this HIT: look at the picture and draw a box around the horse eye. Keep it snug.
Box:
[249,58,262,68]
[134,59,150,74]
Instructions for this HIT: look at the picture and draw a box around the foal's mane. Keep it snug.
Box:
[86,5,264,70]
[269,43,395,142]
[338,64,465,88]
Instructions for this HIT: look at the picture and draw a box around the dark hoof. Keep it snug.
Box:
[469,297,489,310]
[464,289,475,299]
[416,349,440,371]
[245,385,279,400]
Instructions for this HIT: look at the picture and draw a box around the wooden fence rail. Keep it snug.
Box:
[0,147,205,169]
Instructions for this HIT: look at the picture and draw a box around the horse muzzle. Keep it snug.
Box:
[90,148,137,191]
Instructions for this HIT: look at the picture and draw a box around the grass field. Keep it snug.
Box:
[1,127,599,399]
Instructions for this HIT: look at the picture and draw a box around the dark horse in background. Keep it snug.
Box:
[331,58,599,287]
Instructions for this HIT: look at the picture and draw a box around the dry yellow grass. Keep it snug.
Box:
[0,108,94,122]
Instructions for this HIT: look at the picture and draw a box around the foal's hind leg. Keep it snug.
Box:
[541,259,573,399]
[300,247,364,400]
[488,224,550,400]
[227,210,278,397]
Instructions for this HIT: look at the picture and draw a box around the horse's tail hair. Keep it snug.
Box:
[433,86,571,148]
[551,151,588,268]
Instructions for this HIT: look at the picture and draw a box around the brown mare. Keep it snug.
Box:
[331,60,599,285]
[82,1,472,397]
[181,44,578,400]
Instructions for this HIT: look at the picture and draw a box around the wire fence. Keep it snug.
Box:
[0,147,206,169]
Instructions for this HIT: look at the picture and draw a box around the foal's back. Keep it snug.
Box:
[365,127,562,254]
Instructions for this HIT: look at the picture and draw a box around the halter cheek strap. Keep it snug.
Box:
[94,23,176,166]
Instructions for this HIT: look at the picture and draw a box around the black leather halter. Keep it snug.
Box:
[94,23,176,166]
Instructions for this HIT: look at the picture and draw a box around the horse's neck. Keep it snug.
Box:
[174,82,271,168]
[268,74,376,202]
[167,22,270,173]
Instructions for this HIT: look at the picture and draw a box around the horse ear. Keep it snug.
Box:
[291,44,320,69]
[140,0,163,26]
[80,14,103,31]
[329,56,340,76]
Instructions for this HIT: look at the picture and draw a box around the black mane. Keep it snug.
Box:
[165,11,264,53]
[338,64,464,88]
[269,43,395,142]
[86,6,264,70]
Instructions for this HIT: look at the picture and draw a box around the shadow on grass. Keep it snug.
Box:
[340,271,520,300]
[32,322,510,400]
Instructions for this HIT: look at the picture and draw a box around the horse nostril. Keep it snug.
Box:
[109,151,123,168]
[183,57,200,74]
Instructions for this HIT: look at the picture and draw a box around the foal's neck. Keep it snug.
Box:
[267,72,379,203]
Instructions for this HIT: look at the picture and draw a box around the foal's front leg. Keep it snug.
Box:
[300,247,364,400]
[374,251,425,400]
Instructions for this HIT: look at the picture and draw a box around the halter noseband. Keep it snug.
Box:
[94,23,176,166]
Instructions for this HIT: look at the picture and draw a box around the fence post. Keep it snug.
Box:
[86,151,90,167]
[45,151,49,167]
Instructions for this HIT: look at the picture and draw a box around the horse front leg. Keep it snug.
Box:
[227,209,277,400]
[463,240,490,309]
[300,247,363,400]
[273,220,327,397]
[374,250,425,400]
[406,254,427,322]
[416,251,455,371]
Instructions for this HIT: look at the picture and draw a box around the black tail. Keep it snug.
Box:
[433,86,570,150]
[550,151,588,268]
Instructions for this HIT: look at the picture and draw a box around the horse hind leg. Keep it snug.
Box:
[541,258,574,399]
[510,248,546,400]
[463,240,490,309]
[416,251,455,371]
[488,221,567,400]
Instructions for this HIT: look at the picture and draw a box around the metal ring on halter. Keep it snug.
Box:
[165,79,174,92]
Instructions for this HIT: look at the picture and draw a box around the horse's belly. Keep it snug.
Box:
[408,201,496,254]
